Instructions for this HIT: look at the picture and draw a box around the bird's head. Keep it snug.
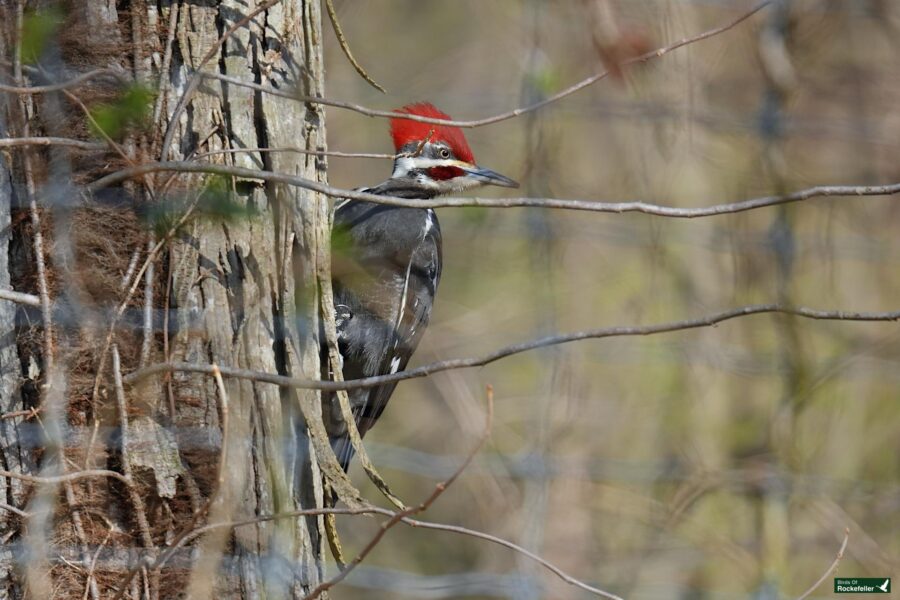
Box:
[388,102,518,195]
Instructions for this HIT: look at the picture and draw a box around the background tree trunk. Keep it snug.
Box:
[0,1,329,597]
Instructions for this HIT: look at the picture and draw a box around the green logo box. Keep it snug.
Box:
[834,578,891,594]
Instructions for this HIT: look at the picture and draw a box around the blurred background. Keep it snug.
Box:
[322,1,900,598]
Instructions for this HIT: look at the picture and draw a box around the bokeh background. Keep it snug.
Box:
[322,1,900,598]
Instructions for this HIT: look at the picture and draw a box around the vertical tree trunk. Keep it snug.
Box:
[0,1,329,597]
[0,111,31,600]
[160,0,328,595]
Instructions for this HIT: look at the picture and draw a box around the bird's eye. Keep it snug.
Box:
[438,148,451,159]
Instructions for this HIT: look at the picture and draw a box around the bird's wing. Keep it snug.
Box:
[327,202,442,442]
[355,210,442,435]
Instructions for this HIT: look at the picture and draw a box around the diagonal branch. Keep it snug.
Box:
[795,528,850,600]
[301,385,495,600]
[201,0,771,128]
[324,0,386,93]
[316,193,406,509]
[123,303,900,391]
[0,287,40,306]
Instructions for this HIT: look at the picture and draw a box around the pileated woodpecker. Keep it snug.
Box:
[324,102,518,470]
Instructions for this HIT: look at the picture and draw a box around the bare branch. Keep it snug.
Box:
[80,531,111,600]
[15,95,55,383]
[0,408,42,421]
[0,287,41,306]
[202,1,771,128]
[138,237,155,367]
[0,502,31,518]
[154,501,618,599]
[86,160,900,217]
[0,137,106,151]
[61,89,133,164]
[194,146,395,160]
[0,68,129,94]
[110,363,230,600]
[150,1,181,133]
[400,516,623,600]
[123,304,900,391]
[111,346,155,549]
[316,193,405,509]
[795,529,850,600]
[324,0,386,93]
[0,468,133,488]
[302,386,494,600]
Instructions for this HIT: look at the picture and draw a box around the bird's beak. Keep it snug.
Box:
[462,165,519,188]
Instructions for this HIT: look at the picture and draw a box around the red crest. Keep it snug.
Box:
[389,102,475,164]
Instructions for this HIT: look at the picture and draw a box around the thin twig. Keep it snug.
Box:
[0,68,129,94]
[110,363,229,600]
[138,237,156,367]
[179,364,231,598]
[121,249,141,289]
[161,249,176,418]
[795,528,850,600]
[17,113,54,383]
[62,479,99,600]
[0,137,106,150]
[81,531,111,600]
[0,407,42,421]
[401,514,624,599]
[11,33,86,600]
[194,146,395,160]
[316,191,405,508]
[302,385,494,600]
[150,0,181,133]
[124,304,900,391]
[0,287,40,306]
[87,160,900,217]
[210,366,230,494]
[151,500,615,598]
[323,0,386,93]
[200,1,770,129]
[111,345,156,549]
[0,468,133,487]
[88,188,203,421]
[62,89,133,165]
[0,502,30,518]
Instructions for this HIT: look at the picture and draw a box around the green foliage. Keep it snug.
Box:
[144,176,260,238]
[20,8,64,65]
[196,177,260,223]
[330,220,354,259]
[89,85,155,140]
[525,65,561,97]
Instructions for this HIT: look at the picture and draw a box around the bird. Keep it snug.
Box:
[323,102,518,471]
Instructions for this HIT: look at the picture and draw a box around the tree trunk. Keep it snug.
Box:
[0,1,329,597]
[162,0,328,596]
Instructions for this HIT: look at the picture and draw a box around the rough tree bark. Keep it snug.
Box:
[0,1,330,597]
[161,1,329,596]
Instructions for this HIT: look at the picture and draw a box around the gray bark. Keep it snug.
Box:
[0,106,30,600]
[0,0,329,597]
[161,1,329,596]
